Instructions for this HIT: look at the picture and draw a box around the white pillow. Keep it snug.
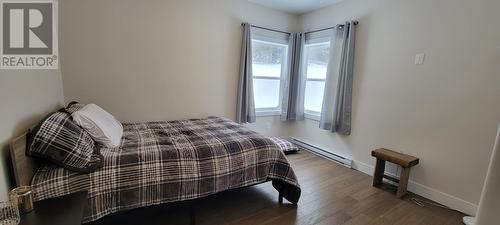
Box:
[72,104,123,147]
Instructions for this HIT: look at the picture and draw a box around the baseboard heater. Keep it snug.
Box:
[291,138,353,168]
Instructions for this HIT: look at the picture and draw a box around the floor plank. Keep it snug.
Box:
[90,150,464,225]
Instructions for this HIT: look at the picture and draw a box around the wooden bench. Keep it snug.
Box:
[371,148,419,198]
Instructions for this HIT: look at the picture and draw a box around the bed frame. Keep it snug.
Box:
[9,132,39,187]
[9,131,285,225]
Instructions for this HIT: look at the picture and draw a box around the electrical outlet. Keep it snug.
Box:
[415,53,425,65]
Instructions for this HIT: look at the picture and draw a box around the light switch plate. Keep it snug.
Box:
[415,53,425,65]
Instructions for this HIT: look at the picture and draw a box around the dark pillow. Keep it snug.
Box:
[269,137,300,155]
[64,101,86,114]
[27,111,103,173]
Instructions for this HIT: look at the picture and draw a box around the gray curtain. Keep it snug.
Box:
[236,23,256,123]
[281,32,305,121]
[319,21,356,135]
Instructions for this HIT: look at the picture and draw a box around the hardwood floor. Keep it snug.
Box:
[91,150,464,225]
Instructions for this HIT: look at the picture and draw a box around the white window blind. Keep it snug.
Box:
[251,27,290,115]
[302,31,332,119]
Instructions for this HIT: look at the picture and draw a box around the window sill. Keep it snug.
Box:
[304,113,320,121]
[256,110,281,117]
[254,111,320,121]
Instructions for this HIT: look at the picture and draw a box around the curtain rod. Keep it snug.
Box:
[246,24,291,35]
[305,21,359,35]
[242,20,359,36]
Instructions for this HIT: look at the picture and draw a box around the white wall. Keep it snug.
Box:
[59,0,299,123]
[251,0,500,214]
[0,70,65,200]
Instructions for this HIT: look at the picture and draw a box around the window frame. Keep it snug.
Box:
[302,41,330,121]
[251,39,289,116]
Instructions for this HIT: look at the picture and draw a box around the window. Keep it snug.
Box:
[303,41,330,119]
[249,28,332,119]
[251,39,288,115]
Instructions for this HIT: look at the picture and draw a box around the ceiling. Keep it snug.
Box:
[248,0,344,15]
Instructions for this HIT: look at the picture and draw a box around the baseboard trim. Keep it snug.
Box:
[290,138,352,168]
[352,160,478,216]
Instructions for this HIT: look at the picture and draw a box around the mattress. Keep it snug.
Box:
[31,117,301,223]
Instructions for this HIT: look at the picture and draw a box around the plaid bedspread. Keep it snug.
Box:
[31,117,300,223]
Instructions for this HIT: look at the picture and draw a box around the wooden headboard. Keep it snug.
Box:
[9,132,39,187]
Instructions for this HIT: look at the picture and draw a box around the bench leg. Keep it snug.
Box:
[278,192,283,204]
[396,167,411,198]
[372,159,386,186]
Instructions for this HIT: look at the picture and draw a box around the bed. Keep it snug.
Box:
[10,116,301,223]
